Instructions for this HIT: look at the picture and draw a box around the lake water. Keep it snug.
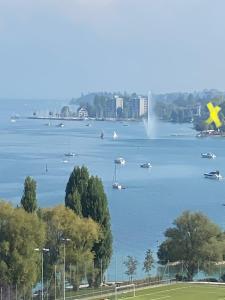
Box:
[1,99,225,280]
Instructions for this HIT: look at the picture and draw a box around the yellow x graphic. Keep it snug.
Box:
[205,102,222,128]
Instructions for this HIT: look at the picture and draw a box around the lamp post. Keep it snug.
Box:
[35,248,49,300]
[61,238,71,300]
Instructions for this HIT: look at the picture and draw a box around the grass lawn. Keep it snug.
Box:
[117,283,225,300]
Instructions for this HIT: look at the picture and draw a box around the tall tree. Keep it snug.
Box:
[0,200,45,298]
[157,211,225,280]
[21,176,37,213]
[143,249,154,279]
[42,205,100,292]
[124,256,138,282]
[82,176,113,287]
[65,166,89,216]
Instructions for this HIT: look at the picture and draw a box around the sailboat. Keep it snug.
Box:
[112,164,122,190]
[100,131,104,139]
[113,131,118,139]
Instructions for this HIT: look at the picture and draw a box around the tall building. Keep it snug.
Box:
[139,97,148,117]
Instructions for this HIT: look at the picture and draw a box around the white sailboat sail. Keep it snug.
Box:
[113,131,118,139]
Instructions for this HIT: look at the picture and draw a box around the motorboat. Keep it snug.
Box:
[140,162,152,168]
[113,131,118,139]
[64,153,77,157]
[201,153,216,159]
[57,123,64,128]
[204,171,222,180]
[114,157,126,165]
[62,160,69,164]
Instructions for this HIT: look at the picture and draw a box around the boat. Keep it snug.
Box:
[57,123,64,128]
[64,152,77,157]
[114,157,126,165]
[140,162,152,168]
[62,159,69,163]
[100,131,104,139]
[112,182,122,190]
[86,123,91,127]
[112,164,123,190]
[113,131,118,139]
[10,118,16,123]
[204,170,222,180]
[201,153,216,159]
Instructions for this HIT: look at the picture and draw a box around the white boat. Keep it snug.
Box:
[140,162,152,168]
[114,157,126,165]
[62,160,69,163]
[112,182,122,190]
[201,153,216,159]
[204,171,222,180]
[57,123,64,128]
[10,118,16,123]
[64,152,77,157]
[112,164,123,190]
[113,131,118,139]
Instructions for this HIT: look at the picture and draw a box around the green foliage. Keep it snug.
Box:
[42,205,100,291]
[65,166,89,216]
[124,256,138,281]
[65,167,112,287]
[0,201,45,297]
[21,176,37,213]
[83,176,113,287]
[143,249,154,276]
[157,211,225,280]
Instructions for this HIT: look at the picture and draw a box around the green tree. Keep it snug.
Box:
[0,200,45,298]
[143,249,154,278]
[124,256,138,282]
[82,176,113,287]
[157,211,225,280]
[42,205,100,292]
[65,166,89,216]
[21,176,37,213]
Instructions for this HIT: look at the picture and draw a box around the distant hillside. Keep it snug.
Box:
[71,89,225,106]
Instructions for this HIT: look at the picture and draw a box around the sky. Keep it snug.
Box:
[0,0,225,99]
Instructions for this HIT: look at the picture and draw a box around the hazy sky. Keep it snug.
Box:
[0,0,225,98]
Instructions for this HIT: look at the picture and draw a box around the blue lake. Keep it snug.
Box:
[1,99,225,280]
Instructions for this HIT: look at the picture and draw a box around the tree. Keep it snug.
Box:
[82,176,113,287]
[65,166,89,216]
[124,256,138,282]
[21,176,37,213]
[157,211,225,280]
[42,205,100,292]
[0,200,45,298]
[143,249,154,278]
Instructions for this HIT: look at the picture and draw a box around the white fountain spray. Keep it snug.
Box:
[144,91,156,139]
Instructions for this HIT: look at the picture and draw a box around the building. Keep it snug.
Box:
[78,107,88,119]
[139,97,148,117]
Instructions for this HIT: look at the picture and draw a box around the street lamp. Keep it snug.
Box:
[61,238,71,300]
[35,248,49,300]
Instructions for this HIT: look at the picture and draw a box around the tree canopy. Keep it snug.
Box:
[21,176,37,213]
[0,201,45,298]
[157,211,225,280]
[65,167,113,287]
[42,205,100,291]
